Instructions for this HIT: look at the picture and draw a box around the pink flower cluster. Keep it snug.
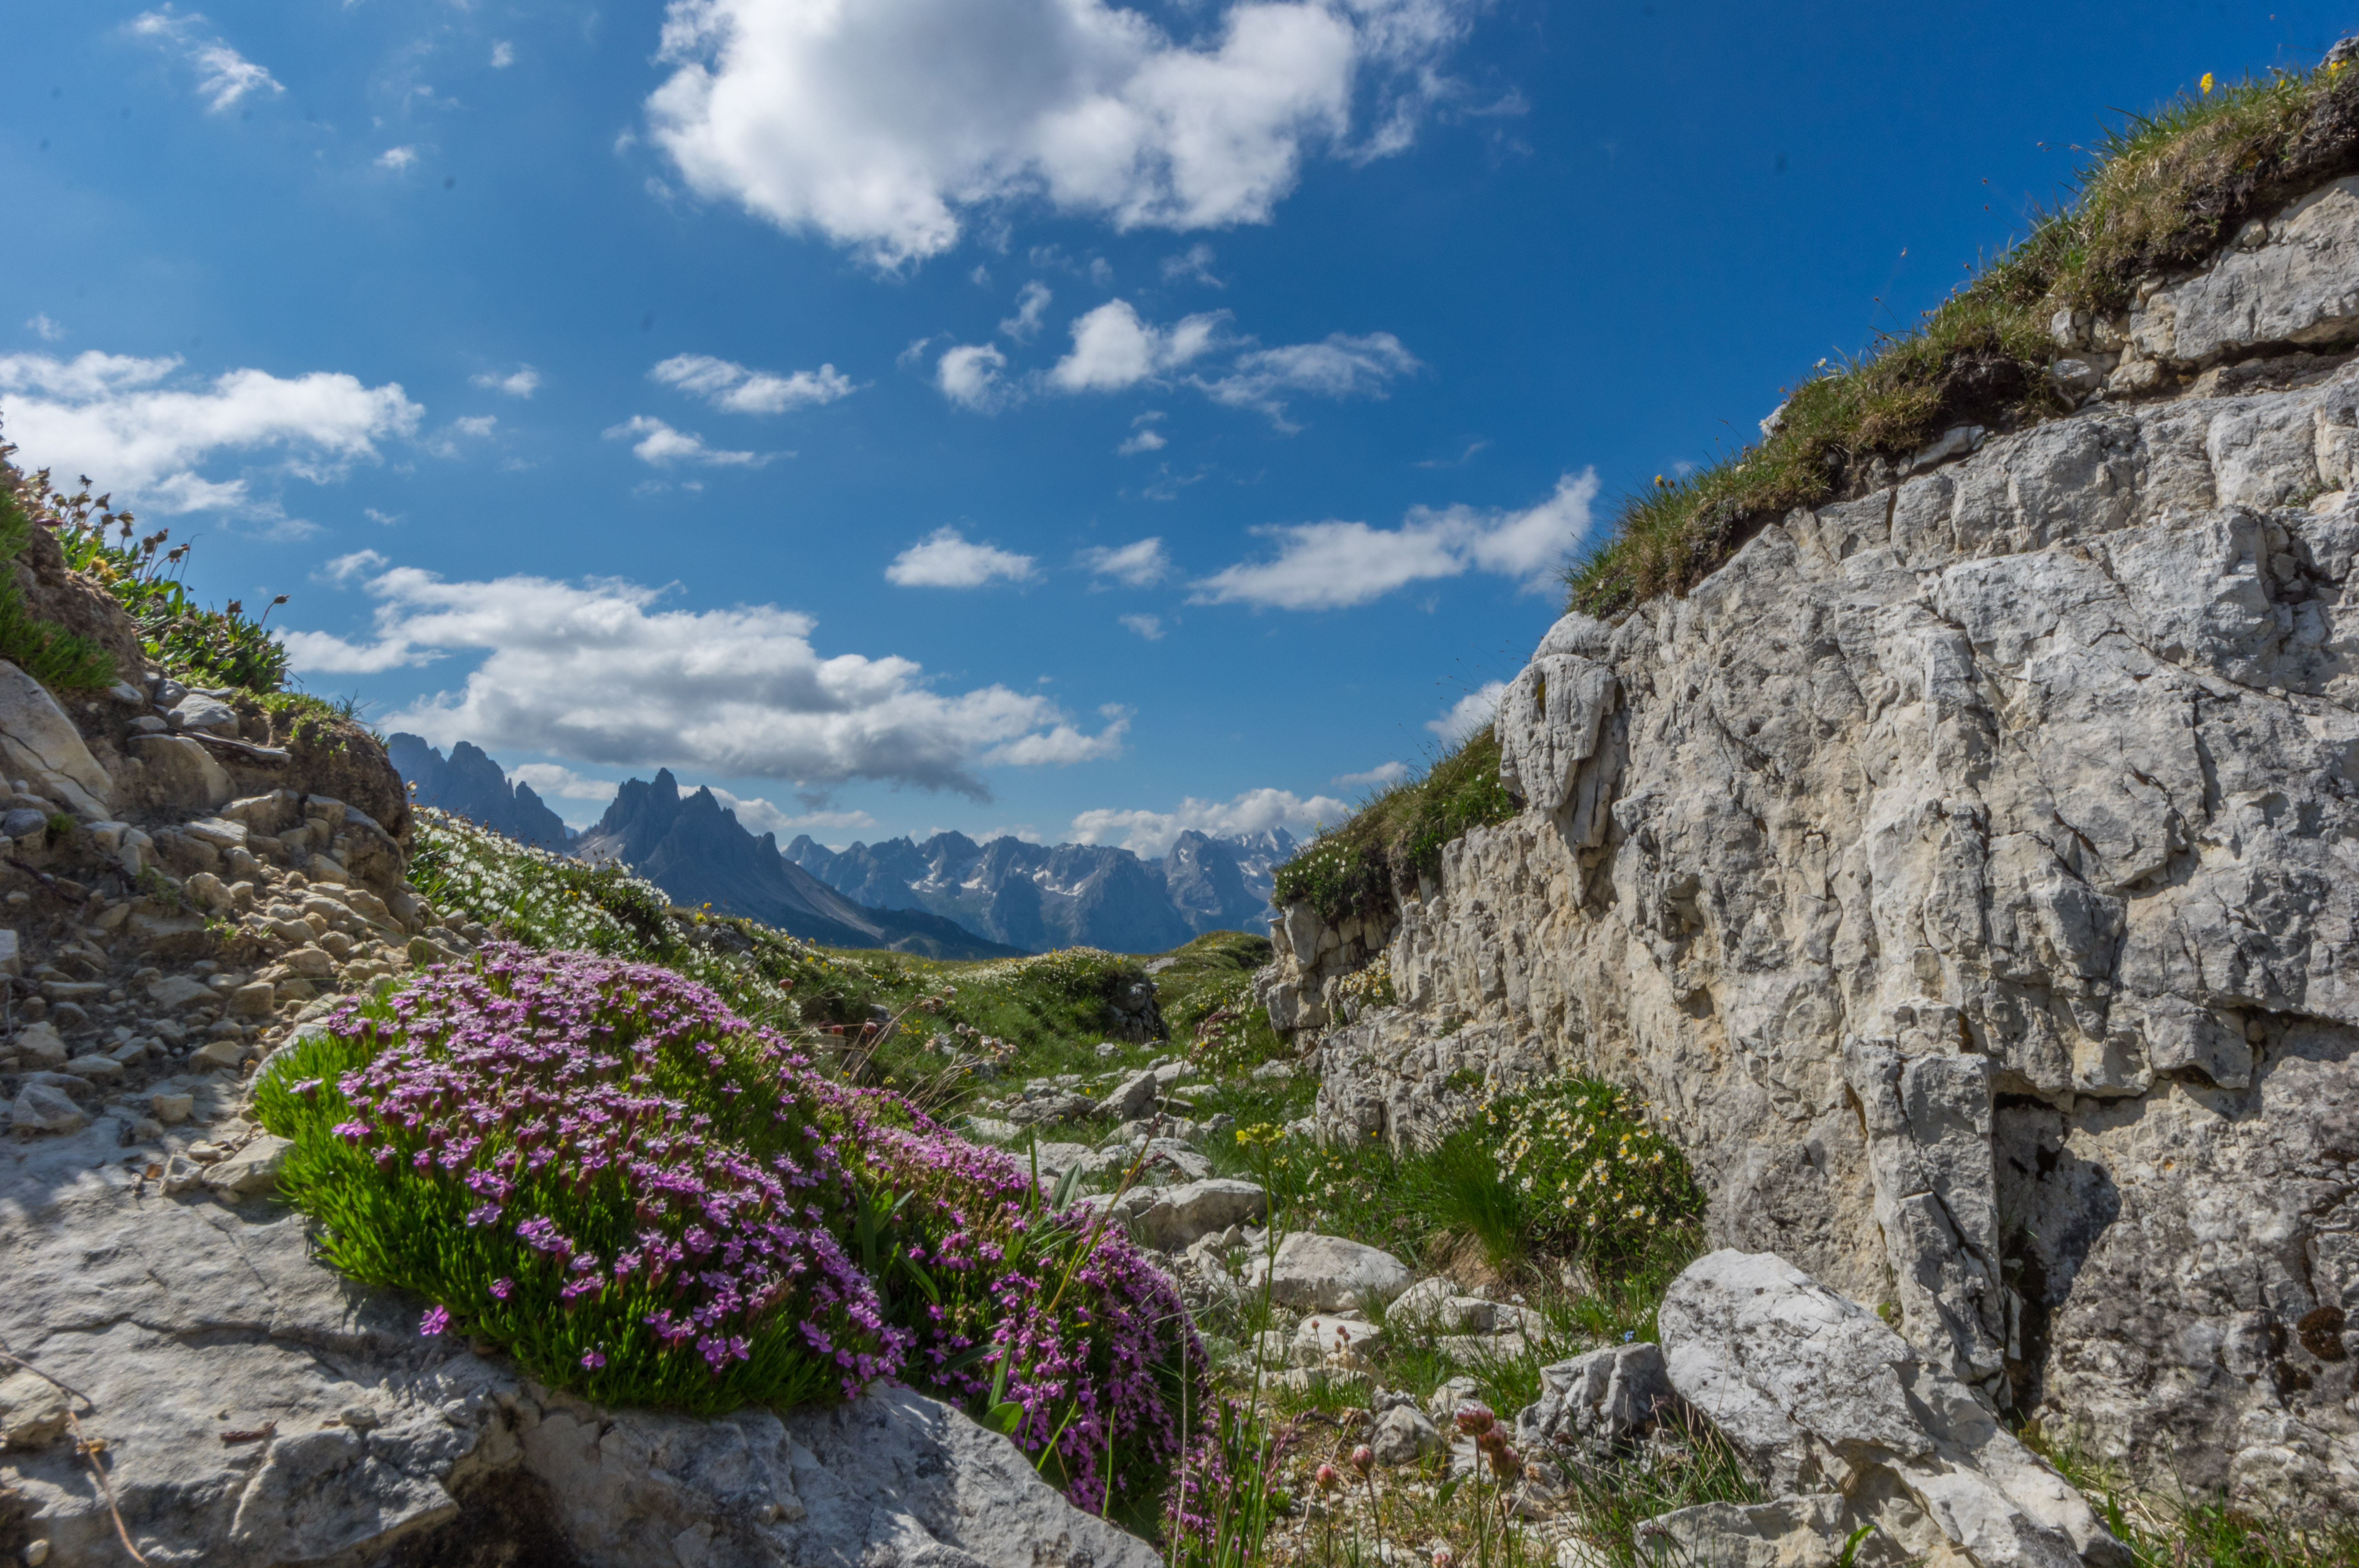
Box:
[311,944,1203,1515]
[325,945,905,1396]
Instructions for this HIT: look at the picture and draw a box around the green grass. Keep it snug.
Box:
[1273,728,1518,928]
[1568,58,2359,619]
[0,466,120,693]
[2029,1430,2359,1568]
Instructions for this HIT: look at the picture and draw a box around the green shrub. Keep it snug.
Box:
[1569,59,2359,619]
[1487,1076,1705,1269]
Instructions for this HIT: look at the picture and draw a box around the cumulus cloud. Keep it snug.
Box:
[25,315,65,343]
[1117,425,1166,455]
[999,281,1053,341]
[1191,469,1598,610]
[378,147,420,171]
[0,350,421,515]
[1427,681,1506,744]
[602,414,773,468]
[645,0,1472,267]
[509,763,617,801]
[131,8,284,113]
[1194,331,1416,423]
[1161,243,1222,287]
[491,40,516,68]
[1079,537,1170,586]
[1050,301,1221,392]
[471,365,541,398]
[650,353,856,414]
[1119,613,1164,640]
[982,704,1129,765]
[709,788,877,836]
[935,343,1012,412]
[1333,760,1408,788]
[319,548,390,584]
[1070,786,1350,857]
[281,564,1123,797]
[885,527,1038,588]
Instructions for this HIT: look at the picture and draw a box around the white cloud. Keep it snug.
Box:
[451,414,498,438]
[602,414,773,468]
[24,315,65,343]
[645,0,1472,267]
[1333,760,1408,788]
[1427,680,1506,744]
[1070,785,1350,857]
[1161,243,1222,287]
[885,527,1038,588]
[1079,537,1169,586]
[1000,281,1053,341]
[1119,613,1164,640]
[491,40,516,68]
[131,9,285,113]
[281,563,1123,797]
[1050,301,1221,392]
[0,350,422,515]
[935,343,1012,412]
[1191,469,1598,610]
[982,704,1128,765]
[1117,426,1166,455]
[378,146,419,171]
[650,353,856,414]
[365,507,403,526]
[1194,330,1416,423]
[709,788,878,837]
[471,365,541,398]
[510,764,617,801]
[319,548,389,584]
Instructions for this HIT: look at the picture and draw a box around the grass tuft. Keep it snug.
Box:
[1568,58,2359,620]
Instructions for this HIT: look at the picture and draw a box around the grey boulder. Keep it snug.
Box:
[1516,1342,1674,1454]
[1639,1494,1909,1568]
[1134,1177,1267,1251]
[1244,1232,1411,1311]
[0,660,114,817]
[1658,1250,2125,1568]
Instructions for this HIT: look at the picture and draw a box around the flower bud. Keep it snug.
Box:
[1316,1463,1341,1492]
[1350,1445,1374,1476]
[1433,1550,1454,1568]
[1486,1442,1523,1480]
[1453,1402,1495,1436]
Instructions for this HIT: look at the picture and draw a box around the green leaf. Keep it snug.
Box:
[984,1401,1025,1436]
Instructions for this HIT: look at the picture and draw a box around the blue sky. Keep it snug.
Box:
[0,0,2343,853]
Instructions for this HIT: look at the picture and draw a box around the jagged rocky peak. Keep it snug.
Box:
[388,733,572,852]
[1261,161,2359,1515]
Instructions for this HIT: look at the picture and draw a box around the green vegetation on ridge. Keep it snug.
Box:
[1569,58,2359,618]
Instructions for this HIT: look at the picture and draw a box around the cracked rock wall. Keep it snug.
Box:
[1283,181,2359,1512]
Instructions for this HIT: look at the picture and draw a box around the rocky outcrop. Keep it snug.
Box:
[0,1109,1158,1568]
[1274,170,2359,1512]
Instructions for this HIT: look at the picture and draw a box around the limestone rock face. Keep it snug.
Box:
[1274,176,2359,1512]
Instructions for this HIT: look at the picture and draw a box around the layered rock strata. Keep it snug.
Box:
[1269,173,2359,1510]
